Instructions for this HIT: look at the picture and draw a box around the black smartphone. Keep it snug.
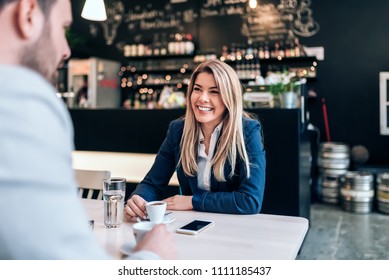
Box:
[176,220,214,235]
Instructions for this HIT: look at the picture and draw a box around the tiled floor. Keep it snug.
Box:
[297,202,389,260]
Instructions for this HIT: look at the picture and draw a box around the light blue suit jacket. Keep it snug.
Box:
[0,65,157,260]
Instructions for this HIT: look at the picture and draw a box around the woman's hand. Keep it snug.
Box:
[124,194,147,222]
[164,195,193,211]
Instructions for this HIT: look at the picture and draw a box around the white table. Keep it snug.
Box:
[72,150,179,186]
[82,199,309,260]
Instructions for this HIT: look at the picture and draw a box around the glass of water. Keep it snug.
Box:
[103,177,126,228]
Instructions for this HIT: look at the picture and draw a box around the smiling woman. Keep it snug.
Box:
[191,72,226,136]
[125,59,266,218]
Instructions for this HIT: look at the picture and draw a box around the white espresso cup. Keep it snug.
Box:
[133,222,156,243]
[145,201,167,224]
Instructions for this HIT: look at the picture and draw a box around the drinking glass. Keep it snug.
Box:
[103,177,126,228]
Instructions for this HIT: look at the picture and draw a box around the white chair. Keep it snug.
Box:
[74,169,111,200]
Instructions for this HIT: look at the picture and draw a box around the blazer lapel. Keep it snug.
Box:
[210,172,219,192]
[214,161,233,192]
[188,175,198,193]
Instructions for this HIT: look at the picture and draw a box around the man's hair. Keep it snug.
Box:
[0,0,58,16]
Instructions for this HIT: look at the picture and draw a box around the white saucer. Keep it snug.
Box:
[136,213,176,224]
[120,240,136,256]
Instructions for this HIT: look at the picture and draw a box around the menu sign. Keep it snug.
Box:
[87,0,197,47]
[200,0,246,17]
[84,0,319,53]
[199,0,319,43]
[242,3,289,43]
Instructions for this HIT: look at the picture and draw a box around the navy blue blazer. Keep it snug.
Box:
[131,117,266,214]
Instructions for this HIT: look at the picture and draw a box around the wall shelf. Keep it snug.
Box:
[125,54,194,60]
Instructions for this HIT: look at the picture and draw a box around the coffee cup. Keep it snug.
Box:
[133,222,156,243]
[145,201,167,224]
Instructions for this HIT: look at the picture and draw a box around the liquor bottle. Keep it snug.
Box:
[140,92,147,109]
[236,60,242,79]
[145,43,152,56]
[152,91,159,108]
[137,44,145,56]
[130,44,137,56]
[236,43,242,60]
[279,42,285,58]
[264,42,270,59]
[289,40,296,57]
[271,42,280,58]
[241,43,247,60]
[294,37,303,57]
[246,42,253,60]
[124,45,131,57]
[160,33,167,55]
[230,43,236,60]
[153,34,160,56]
[284,41,291,58]
[146,93,154,109]
[252,42,258,58]
[134,93,140,109]
[255,58,261,78]
[184,33,195,55]
[174,33,183,55]
[258,43,265,59]
[221,45,228,60]
[242,60,249,79]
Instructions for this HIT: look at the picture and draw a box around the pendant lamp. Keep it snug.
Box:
[81,0,107,21]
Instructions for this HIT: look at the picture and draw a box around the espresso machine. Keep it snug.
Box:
[67,57,121,108]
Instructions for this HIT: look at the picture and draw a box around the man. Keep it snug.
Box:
[0,0,175,259]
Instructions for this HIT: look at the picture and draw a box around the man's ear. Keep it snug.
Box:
[15,0,44,40]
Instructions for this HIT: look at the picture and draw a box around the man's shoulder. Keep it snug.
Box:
[0,64,72,132]
[0,64,51,89]
[0,65,57,103]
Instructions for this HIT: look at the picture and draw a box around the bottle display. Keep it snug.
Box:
[219,41,316,80]
[119,58,193,110]
[118,36,317,110]
[123,32,195,57]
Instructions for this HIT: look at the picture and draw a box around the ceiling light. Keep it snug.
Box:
[81,0,107,21]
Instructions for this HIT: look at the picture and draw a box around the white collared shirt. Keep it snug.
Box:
[197,122,223,191]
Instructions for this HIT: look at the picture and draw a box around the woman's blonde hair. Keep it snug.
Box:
[179,59,252,181]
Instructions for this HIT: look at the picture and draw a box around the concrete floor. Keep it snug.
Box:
[297,202,389,260]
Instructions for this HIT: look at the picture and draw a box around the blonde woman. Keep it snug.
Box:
[125,59,265,217]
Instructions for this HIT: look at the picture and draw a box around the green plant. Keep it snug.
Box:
[66,29,86,49]
[266,72,299,96]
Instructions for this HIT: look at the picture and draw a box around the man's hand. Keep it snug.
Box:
[133,224,176,259]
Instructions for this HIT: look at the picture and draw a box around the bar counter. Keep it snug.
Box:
[70,108,311,219]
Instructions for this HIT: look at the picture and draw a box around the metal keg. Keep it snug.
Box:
[318,142,350,170]
[340,171,374,214]
[317,142,350,204]
[318,175,340,204]
[377,173,389,214]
